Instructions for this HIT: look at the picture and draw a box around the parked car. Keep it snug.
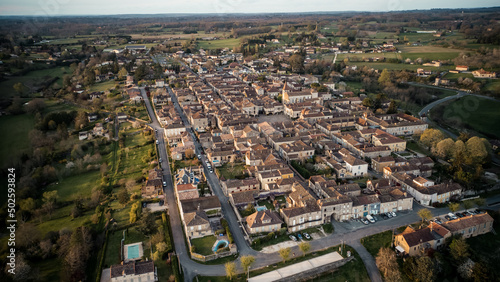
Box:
[209,169,214,174]
[197,155,201,159]
[381,214,388,220]
[386,212,392,218]
[448,213,458,220]
[297,233,303,240]
[391,212,397,217]
[303,233,311,240]
[444,215,452,221]
[455,212,464,218]
[366,215,376,223]
[156,140,159,145]
[360,218,369,225]
[159,158,162,163]
[289,235,297,242]
[163,181,167,187]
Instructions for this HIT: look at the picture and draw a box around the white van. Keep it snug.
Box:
[366,214,375,223]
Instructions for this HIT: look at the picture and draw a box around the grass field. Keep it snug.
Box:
[36,204,93,235]
[360,230,393,257]
[431,96,500,138]
[0,66,70,98]
[45,170,101,202]
[401,52,460,61]
[89,80,117,92]
[346,61,455,71]
[196,38,242,50]
[0,114,34,168]
[217,162,247,179]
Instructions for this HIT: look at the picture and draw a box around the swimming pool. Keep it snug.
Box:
[212,240,229,252]
[127,244,140,260]
[255,206,267,212]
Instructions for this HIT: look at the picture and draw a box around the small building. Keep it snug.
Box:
[472,69,497,78]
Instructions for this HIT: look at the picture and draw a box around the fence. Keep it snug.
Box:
[190,244,237,262]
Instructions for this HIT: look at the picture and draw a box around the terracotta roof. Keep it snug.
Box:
[442,213,494,233]
[246,210,283,228]
[184,210,209,226]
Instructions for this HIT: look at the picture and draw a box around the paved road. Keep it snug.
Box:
[351,241,383,282]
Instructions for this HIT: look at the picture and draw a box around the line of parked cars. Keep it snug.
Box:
[444,210,482,221]
[360,212,397,225]
[289,232,312,242]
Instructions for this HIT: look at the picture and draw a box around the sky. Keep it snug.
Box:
[0,0,498,16]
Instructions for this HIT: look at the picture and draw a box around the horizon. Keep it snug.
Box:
[0,0,499,16]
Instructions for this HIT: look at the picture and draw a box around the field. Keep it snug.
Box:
[431,96,500,138]
[197,38,242,50]
[89,80,117,92]
[0,66,70,98]
[345,61,455,71]
[0,114,34,168]
[45,170,101,202]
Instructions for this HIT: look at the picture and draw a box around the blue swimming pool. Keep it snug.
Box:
[255,206,267,212]
[212,240,229,252]
[127,245,140,259]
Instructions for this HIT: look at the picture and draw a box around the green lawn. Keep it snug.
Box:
[0,114,34,168]
[46,170,101,202]
[217,162,247,179]
[89,80,117,92]
[431,96,500,138]
[191,235,217,256]
[345,61,455,71]
[360,230,393,257]
[36,204,93,235]
[32,257,62,281]
[0,66,70,97]
[196,38,241,50]
[401,52,460,61]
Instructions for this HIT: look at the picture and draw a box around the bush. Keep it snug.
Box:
[323,223,334,234]
[252,238,260,247]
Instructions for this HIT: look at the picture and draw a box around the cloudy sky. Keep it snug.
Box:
[0,0,498,16]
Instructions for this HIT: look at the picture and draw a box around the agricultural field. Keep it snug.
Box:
[196,38,242,50]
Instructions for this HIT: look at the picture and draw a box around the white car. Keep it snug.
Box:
[391,212,397,217]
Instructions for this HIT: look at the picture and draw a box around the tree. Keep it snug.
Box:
[289,53,304,73]
[450,237,470,263]
[57,123,69,140]
[376,247,401,282]
[225,262,237,280]
[74,111,88,130]
[362,97,373,108]
[118,188,130,206]
[19,197,36,212]
[414,256,435,282]
[298,242,311,257]
[465,136,488,165]
[118,67,128,79]
[129,202,139,223]
[420,128,444,149]
[434,138,455,159]
[472,262,489,282]
[240,255,255,277]
[136,208,157,235]
[417,208,432,223]
[278,247,291,262]
[387,100,398,114]
[448,202,460,212]
[378,69,391,87]
[13,82,27,95]
[156,242,168,254]
[185,148,194,159]
[26,98,46,115]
